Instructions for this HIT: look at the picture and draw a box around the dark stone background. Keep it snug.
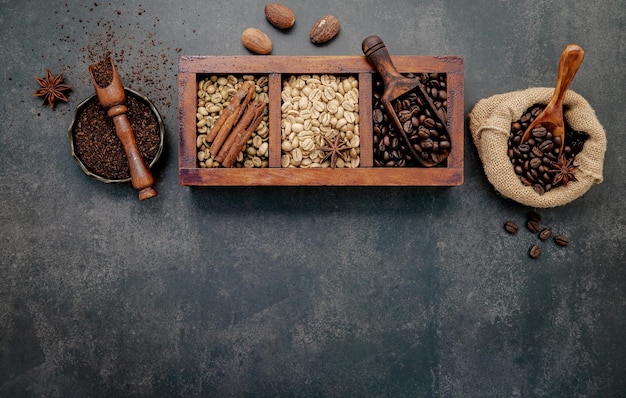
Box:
[1,0,624,397]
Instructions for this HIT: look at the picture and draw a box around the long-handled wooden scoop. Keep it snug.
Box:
[88,58,157,200]
[521,44,585,153]
[362,35,450,167]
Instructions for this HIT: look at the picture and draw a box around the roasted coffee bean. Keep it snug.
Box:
[554,234,570,246]
[373,109,384,123]
[539,227,552,240]
[532,146,544,157]
[532,126,548,138]
[539,140,554,152]
[507,105,589,194]
[529,244,541,259]
[527,211,541,222]
[504,221,519,234]
[527,220,540,233]
[372,73,450,167]
[530,158,542,169]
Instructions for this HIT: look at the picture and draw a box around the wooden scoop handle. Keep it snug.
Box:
[362,35,406,88]
[89,58,157,200]
[110,107,157,200]
[547,44,585,110]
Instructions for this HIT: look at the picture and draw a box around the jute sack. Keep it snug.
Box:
[468,87,606,208]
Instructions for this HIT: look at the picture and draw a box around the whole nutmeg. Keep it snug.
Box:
[265,3,296,30]
[241,27,273,55]
[310,15,340,44]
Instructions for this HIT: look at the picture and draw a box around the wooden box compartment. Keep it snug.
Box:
[178,55,464,186]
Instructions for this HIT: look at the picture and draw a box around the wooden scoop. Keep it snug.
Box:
[88,58,157,201]
[521,44,585,153]
[362,35,450,167]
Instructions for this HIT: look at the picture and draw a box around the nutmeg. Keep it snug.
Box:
[310,15,340,44]
[241,27,273,55]
[265,3,296,30]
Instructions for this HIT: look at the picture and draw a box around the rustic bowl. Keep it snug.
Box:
[68,88,165,183]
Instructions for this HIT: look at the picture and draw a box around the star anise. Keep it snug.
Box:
[549,154,578,187]
[320,134,350,168]
[33,69,72,109]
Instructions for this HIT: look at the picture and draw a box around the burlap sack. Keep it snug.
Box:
[468,87,606,208]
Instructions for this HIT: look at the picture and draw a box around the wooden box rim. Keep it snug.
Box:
[178,55,464,186]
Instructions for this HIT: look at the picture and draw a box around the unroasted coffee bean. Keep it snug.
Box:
[539,227,552,240]
[504,221,519,234]
[554,234,570,246]
[527,220,540,233]
[529,244,541,259]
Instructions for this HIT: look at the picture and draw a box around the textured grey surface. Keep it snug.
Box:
[1,0,625,397]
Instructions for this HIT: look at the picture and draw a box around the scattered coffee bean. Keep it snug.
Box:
[529,244,541,259]
[539,227,552,240]
[527,211,541,222]
[504,221,519,234]
[527,220,540,233]
[502,211,572,259]
[554,234,570,246]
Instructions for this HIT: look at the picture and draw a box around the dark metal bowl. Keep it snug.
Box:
[68,88,165,183]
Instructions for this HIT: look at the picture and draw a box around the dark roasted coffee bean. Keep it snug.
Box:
[532,126,548,138]
[398,109,412,122]
[527,211,541,222]
[530,158,542,169]
[421,139,434,150]
[403,120,412,134]
[539,140,554,152]
[533,184,545,195]
[504,221,519,234]
[529,244,541,259]
[539,227,552,240]
[554,234,570,246]
[532,146,544,157]
[373,109,384,124]
[423,117,436,128]
[518,144,530,153]
[527,220,540,233]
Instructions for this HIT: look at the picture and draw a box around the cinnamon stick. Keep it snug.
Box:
[206,81,254,142]
[218,100,267,167]
[208,81,255,155]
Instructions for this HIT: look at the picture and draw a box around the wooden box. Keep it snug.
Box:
[178,55,464,186]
